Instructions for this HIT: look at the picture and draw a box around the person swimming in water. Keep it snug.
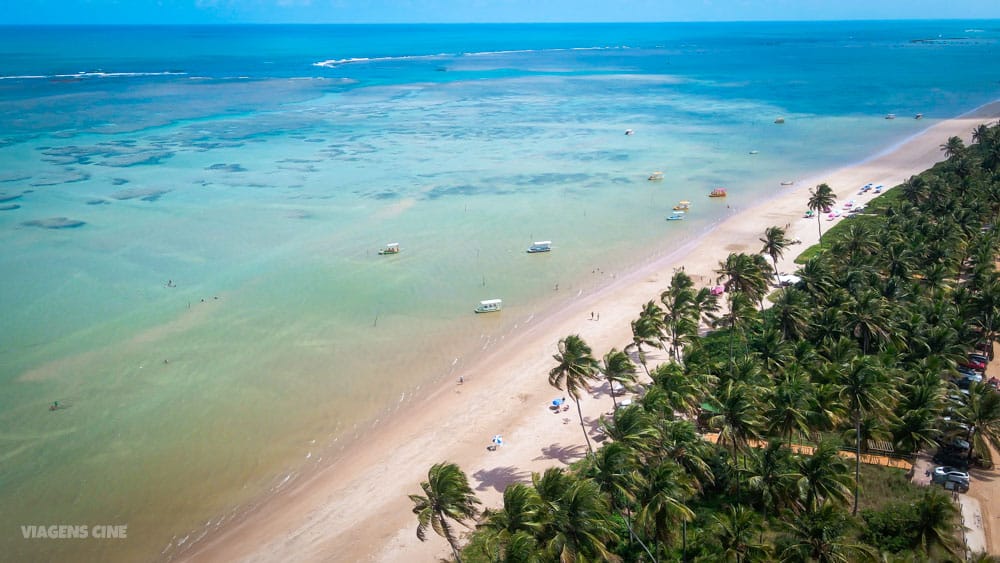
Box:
[49,401,59,411]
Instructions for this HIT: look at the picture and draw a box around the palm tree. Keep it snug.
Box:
[478,483,542,539]
[661,278,701,364]
[549,335,601,456]
[940,135,965,158]
[636,460,695,554]
[760,225,790,279]
[807,183,837,243]
[765,370,814,444]
[629,315,661,377]
[409,462,481,562]
[712,505,770,562]
[709,380,763,502]
[796,442,853,512]
[601,348,636,410]
[709,380,764,462]
[541,478,621,562]
[778,502,877,562]
[771,287,811,341]
[745,440,799,521]
[912,488,962,557]
[956,381,1000,466]
[840,290,893,354]
[835,356,895,514]
[717,252,771,305]
[650,361,710,419]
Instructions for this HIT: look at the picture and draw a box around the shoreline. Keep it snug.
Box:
[178,101,1000,562]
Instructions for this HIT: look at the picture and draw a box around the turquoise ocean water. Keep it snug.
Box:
[1,21,999,560]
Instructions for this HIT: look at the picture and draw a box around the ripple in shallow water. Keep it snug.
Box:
[22,217,85,229]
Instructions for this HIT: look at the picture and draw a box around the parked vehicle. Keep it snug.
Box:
[969,353,989,365]
[932,449,970,470]
[933,466,970,482]
[960,359,986,371]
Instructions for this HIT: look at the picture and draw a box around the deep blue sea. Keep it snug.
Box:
[1,21,998,561]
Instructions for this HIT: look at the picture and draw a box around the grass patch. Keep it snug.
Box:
[793,187,903,264]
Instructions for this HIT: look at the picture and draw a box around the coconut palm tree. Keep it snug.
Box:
[912,488,962,557]
[602,403,658,454]
[661,279,701,364]
[778,502,877,562]
[712,505,770,562]
[940,135,965,158]
[541,478,621,562]
[956,381,1000,466]
[840,289,893,355]
[709,380,764,462]
[771,287,811,341]
[760,225,790,279]
[410,462,481,562]
[717,252,771,305]
[765,370,815,444]
[796,442,853,513]
[745,440,799,521]
[549,334,601,455]
[601,348,636,410]
[807,183,837,243]
[835,356,895,514]
[636,460,695,554]
[629,315,662,377]
[650,361,709,419]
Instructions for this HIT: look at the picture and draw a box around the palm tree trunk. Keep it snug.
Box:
[637,345,650,377]
[441,516,464,563]
[816,215,822,243]
[575,397,594,456]
[853,415,861,515]
[682,519,687,563]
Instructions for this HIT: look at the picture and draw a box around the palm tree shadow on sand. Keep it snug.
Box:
[472,466,531,493]
[534,443,587,464]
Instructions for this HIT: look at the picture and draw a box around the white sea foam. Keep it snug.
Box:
[0,70,187,81]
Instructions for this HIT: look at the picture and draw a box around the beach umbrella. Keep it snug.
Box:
[492,435,503,447]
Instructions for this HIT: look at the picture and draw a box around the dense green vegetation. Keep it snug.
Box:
[411,123,1000,562]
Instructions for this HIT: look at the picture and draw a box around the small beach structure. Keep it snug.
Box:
[527,241,552,253]
[710,285,725,296]
[378,242,400,255]
[648,171,664,181]
[709,187,727,198]
[673,200,691,211]
[475,299,503,313]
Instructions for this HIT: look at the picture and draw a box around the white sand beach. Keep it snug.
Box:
[179,103,1000,562]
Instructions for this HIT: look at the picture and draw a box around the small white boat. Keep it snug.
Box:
[749,150,759,155]
[625,129,634,136]
[648,171,664,181]
[378,242,400,255]
[475,299,502,313]
[885,113,896,120]
[915,113,923,119]
[527,241,552,253]
[666,213,685,221]
[774,117,785,124]
[780,181,794,186]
